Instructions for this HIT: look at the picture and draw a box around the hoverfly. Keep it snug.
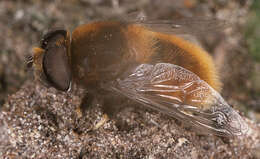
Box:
[27,12,248,137]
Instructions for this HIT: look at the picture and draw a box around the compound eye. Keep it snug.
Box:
[41,29,71,91]
[43,45,71,91]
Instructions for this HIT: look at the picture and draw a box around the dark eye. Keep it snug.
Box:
[41,29,72,91]
[43,45,71,91]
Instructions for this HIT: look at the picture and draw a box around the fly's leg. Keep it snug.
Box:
[99,92,133,131]
[93,114,109,130]
[75,92,95,118]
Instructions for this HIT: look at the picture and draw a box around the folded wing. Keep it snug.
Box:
[108,63,248,137]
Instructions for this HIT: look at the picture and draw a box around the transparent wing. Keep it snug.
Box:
[125,12,228,35]
[108,63,248,137]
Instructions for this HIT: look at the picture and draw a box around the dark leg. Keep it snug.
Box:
[79,92,94,115]
[100,93,134,130]
[101,93,129,118]
[73,92,95,135]
[81,89,134,131]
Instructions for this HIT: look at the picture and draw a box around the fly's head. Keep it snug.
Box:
[27,29,72,91]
